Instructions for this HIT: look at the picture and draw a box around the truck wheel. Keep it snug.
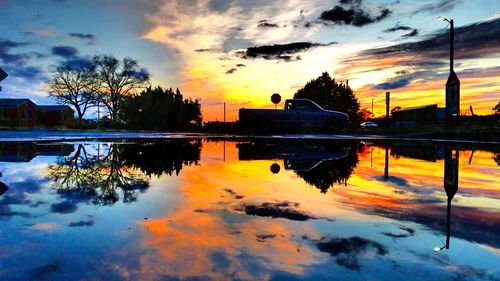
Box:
[324,119,341,134]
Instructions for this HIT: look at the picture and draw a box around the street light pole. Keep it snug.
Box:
[450,19,454,73]
[439,16,460,123]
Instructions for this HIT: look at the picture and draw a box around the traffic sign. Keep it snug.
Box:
[0,67,7,82]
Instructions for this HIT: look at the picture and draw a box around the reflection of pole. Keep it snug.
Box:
[446,197,451,249]
[468,150,474,165]
[442,148,459,250]
[384,146,389,180]
[370,146,373,168]
[223,140,226,162]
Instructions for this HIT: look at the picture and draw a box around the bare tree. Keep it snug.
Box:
[93,55,149,121]
[48,59,98,122]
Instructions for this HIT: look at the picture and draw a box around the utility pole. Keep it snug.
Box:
[385,91,390,125]
[223,102,226,123]
[371,97,374,118]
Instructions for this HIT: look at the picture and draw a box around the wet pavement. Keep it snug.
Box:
[0,138,498,280]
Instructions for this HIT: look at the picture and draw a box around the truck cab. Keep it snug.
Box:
[283,99,348,131]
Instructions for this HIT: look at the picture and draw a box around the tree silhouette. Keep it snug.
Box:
[93,55,150,121]
[493,101,500,115]
[121,86,202,130]
[47,58,98,122]
[294,72,361,124]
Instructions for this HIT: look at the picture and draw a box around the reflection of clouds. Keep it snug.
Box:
[409,251,499,281]
[313,236,388,271]
[242,201,317,221]
[28,222,58,231]
[50,200,78,214]
[68,216,95,227]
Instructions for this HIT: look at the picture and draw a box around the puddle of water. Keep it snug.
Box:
[0,139,498,280]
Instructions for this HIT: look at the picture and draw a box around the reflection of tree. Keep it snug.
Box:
[495,153,500,166]
[295,144,359,193]
[48,140,201,205]
[121,140,201,177]
[49,144,148,205]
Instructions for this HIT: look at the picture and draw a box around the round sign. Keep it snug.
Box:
[270,163,281,174]
[271,93,281,105]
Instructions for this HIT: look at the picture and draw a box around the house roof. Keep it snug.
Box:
[37,105,74,112]
[0,98,35,108]
[393,104,437,113]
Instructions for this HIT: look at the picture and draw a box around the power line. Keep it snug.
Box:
[403,23,450,71]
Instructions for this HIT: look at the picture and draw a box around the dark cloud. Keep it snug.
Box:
[0,38,47,81]
[359,18,500,61]
[374,78,411,89]
[50,200,78,214]
[9,66,45,81]
[194,48,213,52]
[0,39,30,65]
[225,68,237,74]
[382,226,415,238]
[319,6,391,27]
[242,201,316,221]
[256,234,277,242]
[314,236,388,270]
[395,69,409,75]
[241,42,336,61]
[236,63,245,67]
[61,56,95,70]
[68,32,94,40]
[384,25,413,32]
[68,217,95,227]
[373,77,411,90]
[402,29,418,38]
[30,263,61,280]
[340,0,362,4]
[51,45,78,58]
[258,20,279,28]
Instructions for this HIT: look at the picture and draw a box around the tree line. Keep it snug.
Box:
[48,54,202,129]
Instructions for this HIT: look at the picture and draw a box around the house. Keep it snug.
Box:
[37,105,75,127]
[392,104,445,126]
[0,141,74,162]
[0,99,37,127]
[0,98,75,127]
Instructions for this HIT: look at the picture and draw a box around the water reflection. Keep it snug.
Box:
[238,140,359,193]
[48,140,201,205]
[0,138,498,280]
[435,148,459,252]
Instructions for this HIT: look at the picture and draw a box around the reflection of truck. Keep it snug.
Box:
[239,99,349,133]
[237,141,349,172]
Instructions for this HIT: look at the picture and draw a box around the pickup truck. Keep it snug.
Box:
[239,99,349,133]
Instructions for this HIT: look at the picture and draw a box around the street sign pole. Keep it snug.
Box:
[0,67,8,82]
[0,67,8,92]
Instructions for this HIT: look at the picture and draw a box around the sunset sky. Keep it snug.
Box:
[0,0,498,121]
